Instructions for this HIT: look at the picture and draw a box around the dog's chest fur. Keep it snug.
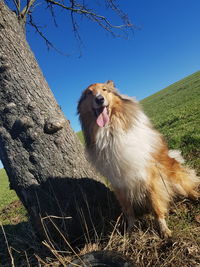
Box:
[87,111,160,203]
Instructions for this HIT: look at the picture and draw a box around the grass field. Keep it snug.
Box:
[0,169,27,225]
[0,71,200,266]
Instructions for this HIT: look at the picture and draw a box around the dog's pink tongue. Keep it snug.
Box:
[96,107,109,128]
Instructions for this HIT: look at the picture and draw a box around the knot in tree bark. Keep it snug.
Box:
[44,117,65,134]
[4,102,16,113]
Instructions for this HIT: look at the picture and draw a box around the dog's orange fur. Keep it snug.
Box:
[78,81,200,238]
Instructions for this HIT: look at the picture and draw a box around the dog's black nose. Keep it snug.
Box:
[95,95,104,105]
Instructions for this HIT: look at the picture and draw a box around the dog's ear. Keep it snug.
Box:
[106,80,115,88]
[77,90,86,113]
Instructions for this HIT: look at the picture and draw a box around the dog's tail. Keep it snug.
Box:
[168,150,200,199]
[168,149,185,164]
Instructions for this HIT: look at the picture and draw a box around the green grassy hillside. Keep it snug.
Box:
[141,71,200,173]
[77,130,84,144]
[0,169,27,225]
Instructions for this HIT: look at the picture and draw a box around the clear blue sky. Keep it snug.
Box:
[0,0,200,169]
[25,0,200,132]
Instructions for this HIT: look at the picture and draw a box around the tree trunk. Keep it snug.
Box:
[0,1,119,245]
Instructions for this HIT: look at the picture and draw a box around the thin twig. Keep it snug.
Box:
[42,215,72,220]
[69,0,83,50]
[1,224,15,267]
[12,0,20,16]
[24,250,31,267]
[28,14,68,55]
[105,213,122,249]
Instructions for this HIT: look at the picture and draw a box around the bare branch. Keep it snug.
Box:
[28,14,68,56]
[25,0,134,54]
[17,0,20,11]
[20,0,37,20]
[46,0,132,32]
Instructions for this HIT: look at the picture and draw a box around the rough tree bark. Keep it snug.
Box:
[0,1,119,244]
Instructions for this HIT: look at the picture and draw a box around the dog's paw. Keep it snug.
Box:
[160,228,172,239]
[158,218,172,239]
[189,190,200,201]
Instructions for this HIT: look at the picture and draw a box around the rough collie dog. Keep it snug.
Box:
[77,80,199,238]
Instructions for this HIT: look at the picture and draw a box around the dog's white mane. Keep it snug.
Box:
[87,108,161,198]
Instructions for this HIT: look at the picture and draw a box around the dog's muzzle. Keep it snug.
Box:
[92,94,109,127]
[95,94,105,106]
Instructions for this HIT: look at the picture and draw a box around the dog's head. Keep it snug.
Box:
[78,80,119,128]
[78,81,139,135]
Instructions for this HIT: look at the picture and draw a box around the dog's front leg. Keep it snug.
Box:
[114,188,135,231]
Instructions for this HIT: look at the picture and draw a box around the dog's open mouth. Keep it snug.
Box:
[93,106,109,128]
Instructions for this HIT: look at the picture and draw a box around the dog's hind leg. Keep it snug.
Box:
[157,216,171,238]
[150,190,172,238]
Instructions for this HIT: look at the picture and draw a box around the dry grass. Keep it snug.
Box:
[1,198,200,266]
[38,204,200,267]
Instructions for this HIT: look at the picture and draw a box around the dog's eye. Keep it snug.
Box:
[102,88,107,91]
[87,90,92,95]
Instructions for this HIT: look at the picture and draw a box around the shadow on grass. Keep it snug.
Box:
[0,221,41,266]
[1,177,121,265]
[30,177,120,246]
